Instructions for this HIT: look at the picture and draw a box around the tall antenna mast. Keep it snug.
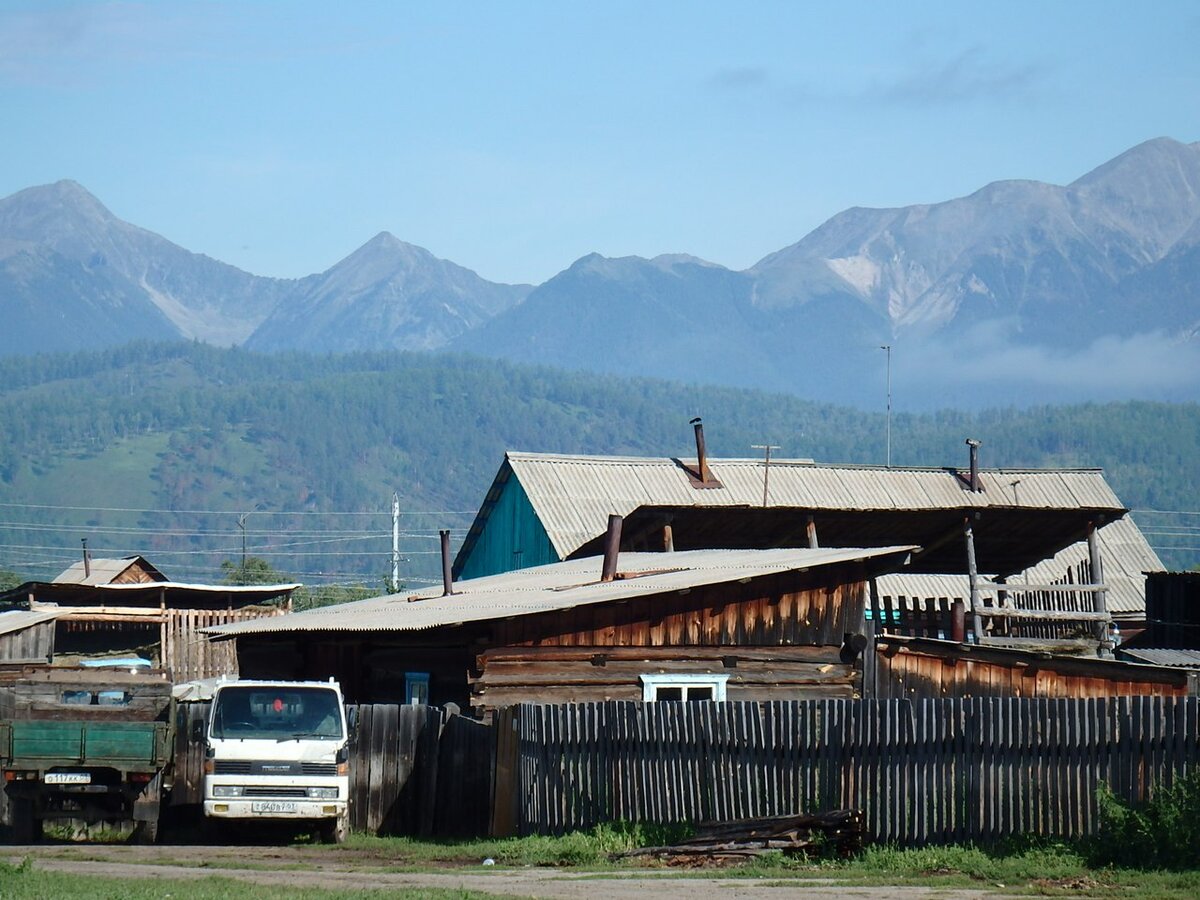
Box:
[751,444,781,507]
[391,491,401,591]
[880,344,892,467]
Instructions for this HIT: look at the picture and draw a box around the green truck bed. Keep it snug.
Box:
[0,667,175,842]
[1,720,171,769]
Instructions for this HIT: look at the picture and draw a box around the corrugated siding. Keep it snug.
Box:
[1120,648,1200,668]
[457,475,557,579]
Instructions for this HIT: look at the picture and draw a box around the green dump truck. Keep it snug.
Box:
[0,667,175,843]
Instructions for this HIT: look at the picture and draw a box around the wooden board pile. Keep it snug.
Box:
[620,810,865,863]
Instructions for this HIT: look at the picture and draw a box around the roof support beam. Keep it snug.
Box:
[964,518,982,644]
[1088,520,1113,658]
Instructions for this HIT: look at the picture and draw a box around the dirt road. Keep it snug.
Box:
[4,844,1011,899]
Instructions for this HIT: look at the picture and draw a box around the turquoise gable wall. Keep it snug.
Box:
[457,476,559,579]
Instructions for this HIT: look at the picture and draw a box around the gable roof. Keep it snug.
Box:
[208,545,915,639]
[53,555,166,586]
[456,452,1129,577]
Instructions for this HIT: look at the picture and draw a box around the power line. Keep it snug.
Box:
[0,501,475,517]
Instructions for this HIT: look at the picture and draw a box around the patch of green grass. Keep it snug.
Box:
[337,827,1200,898]
[341,821,691,868]
[725,842,1200,898]
[0,866,506,900]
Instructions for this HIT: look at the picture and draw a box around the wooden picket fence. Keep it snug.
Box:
[497,697,1200,844]
[171,696,1200,844]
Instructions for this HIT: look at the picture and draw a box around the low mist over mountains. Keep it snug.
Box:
[2,138,1198,407]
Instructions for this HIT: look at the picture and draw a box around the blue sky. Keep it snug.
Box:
[2,1,1198,285]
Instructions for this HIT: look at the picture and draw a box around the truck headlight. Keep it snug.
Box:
[307,787,339,799]
[212,785,244,798]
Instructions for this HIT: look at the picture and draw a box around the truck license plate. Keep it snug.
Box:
[45,772,91,784]
[251,801,298,813]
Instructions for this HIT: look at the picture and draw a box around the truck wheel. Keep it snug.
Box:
[131,817,160,845]
[10,799,41,844]
[319,813,349,845]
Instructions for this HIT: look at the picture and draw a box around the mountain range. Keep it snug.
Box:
[2,137,1198,407]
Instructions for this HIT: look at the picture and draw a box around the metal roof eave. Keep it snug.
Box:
[206,545,917,641]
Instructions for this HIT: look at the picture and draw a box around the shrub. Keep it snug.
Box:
[1090,770,1200,870]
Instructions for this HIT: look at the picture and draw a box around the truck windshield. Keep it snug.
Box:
[211,686,343,740]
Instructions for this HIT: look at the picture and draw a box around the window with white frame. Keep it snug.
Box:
[639,673,729,702]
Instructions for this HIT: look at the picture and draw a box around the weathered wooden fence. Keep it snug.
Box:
[171,702,492,837]
[498,697,1200,844]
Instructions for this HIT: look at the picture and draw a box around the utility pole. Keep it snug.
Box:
[237,504,264,585]
[751,444,781,507]
[237,512,249,585]
[391,491,401,592]
[880,344,892,468]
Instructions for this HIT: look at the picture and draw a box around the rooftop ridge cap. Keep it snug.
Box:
[506,451,1106,474]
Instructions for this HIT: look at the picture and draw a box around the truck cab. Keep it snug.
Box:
[201,679,351,843]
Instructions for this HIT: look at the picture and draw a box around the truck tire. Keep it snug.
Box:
[319,812,349,845]
[10,799,41,844]
[131,817,159,845]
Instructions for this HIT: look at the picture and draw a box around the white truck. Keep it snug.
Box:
[199,679,353,843]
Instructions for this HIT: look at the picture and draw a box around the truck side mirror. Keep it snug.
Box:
[190,718,205,742]
[345,707,359,744]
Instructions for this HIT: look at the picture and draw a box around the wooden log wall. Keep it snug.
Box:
[472,646,858,710]
[507,697,1200,844]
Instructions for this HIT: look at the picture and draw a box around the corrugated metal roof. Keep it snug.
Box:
[1119,648,1200,668]
[502,453,1125,561]
[207,545,916,639]
[876,516,1163,617]
[0,608,68,638]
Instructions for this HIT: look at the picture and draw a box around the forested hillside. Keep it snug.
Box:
[0,342,1196,586]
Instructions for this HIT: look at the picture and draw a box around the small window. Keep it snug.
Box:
[405,672,430,705]
[640,673,728,703]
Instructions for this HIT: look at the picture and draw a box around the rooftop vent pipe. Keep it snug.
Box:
[440,529,454,596]
[691,417,712,484]
[601,514,623,582]
[965,438,982,492]
[81,538,90,579]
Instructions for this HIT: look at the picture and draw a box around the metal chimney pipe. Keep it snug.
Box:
[601,514,623,582]
[691,417,712,484]
[81,538,90,579]
[966,438,982,492]
[440,529,454,596]
[951,599,965,643]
